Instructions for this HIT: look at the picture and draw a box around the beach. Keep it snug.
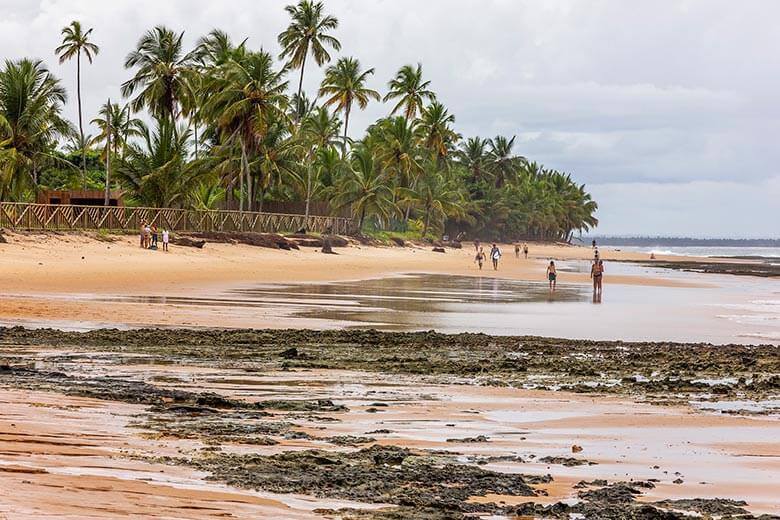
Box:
[1,232,779,519]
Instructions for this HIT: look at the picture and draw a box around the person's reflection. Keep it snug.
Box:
[592,291,602,304]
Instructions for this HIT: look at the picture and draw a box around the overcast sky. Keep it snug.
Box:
[1,0,777,237]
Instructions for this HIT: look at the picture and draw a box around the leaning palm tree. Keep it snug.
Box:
[55,21,99,187]
[319,57,380,157]
[383,63,435,121]
[0,59,71,200]
[278,0,341,104]
[397,165,465,237]
[122,26,196,120]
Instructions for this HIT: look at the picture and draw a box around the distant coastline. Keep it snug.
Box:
[583,236,780,248]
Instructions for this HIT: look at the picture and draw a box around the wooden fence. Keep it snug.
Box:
[0,203,353,235]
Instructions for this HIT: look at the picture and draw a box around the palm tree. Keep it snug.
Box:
[201,50,289,211]
[115,118,206,207]
[319,57,380,158]
[487,135,525,188]
[332,144,397,233]
[55,21,99,188]
[91,102,142,160]
[418,101,458,165]
[384,63,435,121]
[300,106,341,220]
[122,26,196,120]
[0,59,70,200]
[398,165,465,237]
[278,0,341,104]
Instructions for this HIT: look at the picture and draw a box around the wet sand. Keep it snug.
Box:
[0,232,716,333]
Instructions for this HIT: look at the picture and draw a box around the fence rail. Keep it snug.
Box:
[0,203,353,235]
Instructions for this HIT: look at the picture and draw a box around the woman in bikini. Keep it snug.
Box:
[546,261,557,291]
[591,259,604,295]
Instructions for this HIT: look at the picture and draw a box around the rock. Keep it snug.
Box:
[390,236,405,247]
[432,247,446,253]
[572,444,583,453]
[446,435,489,443]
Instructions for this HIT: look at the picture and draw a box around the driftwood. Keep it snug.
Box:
[171,237,206,249]
[183,232,300,250]
[432,247,446,253]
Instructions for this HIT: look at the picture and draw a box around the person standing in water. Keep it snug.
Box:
[546,261,557,291]
[590,259,604,295]
[475,247,486,270]
[490,244,502,270]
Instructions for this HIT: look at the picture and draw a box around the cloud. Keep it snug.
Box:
[0,0,776,236]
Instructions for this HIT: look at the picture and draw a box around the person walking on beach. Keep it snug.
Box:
[591,259,604,295]
[546,261,557,291]
[162,229,169,252]
[523,243,529,259]
[143,223,151,249]
[490,244,502,270]
[515,244,520,258]
[475,247,485,270]
[592,239,597,249]
[151,224,159,249]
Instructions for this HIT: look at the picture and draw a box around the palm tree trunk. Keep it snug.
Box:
[423,207,431,237]
[342,104,351,159]
[296,53,307,118]
[359,205,366,233]
[77,52,86,190]
[105,98,111,207]
[239,140,247,212]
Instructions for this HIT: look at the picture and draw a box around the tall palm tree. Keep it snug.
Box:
[55,21,99,187]
[319,57,380,158]
[201,50,289,211]
[384,63,435,121]
[278,0,341,104]
[122,26,196,120]
[0,59,70,200]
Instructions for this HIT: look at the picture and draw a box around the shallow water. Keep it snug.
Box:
[2,262,779,344]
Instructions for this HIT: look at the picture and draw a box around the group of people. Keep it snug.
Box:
[473,241,529,271]
[140,222,169,252]
[472,239,605,296]
[473,242,502,271]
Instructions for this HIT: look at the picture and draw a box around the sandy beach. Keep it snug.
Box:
[1,233,779,519]
[0,231,719,331]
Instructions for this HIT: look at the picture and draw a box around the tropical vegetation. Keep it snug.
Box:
[0,0,598,242]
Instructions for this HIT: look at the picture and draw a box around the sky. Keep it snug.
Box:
[0,0,777,237]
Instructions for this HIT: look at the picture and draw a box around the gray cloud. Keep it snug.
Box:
[0,0,777,236]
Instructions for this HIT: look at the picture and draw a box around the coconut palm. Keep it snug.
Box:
[487,135,525,188]
[332,144,397,233]
[114,118,206,207]
[90,102,142,160]
[55,21,99,187]
[417,101,458,165]
[319,57,380,157]
[278,0,341,104]
[383,63,435,121]
[201,50,289,211]
[300,106,341,219]
[122,26,196,120]
[397,165,465,237]
[0,59,70,200]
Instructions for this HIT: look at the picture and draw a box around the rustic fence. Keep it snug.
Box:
[0,203,353,235]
